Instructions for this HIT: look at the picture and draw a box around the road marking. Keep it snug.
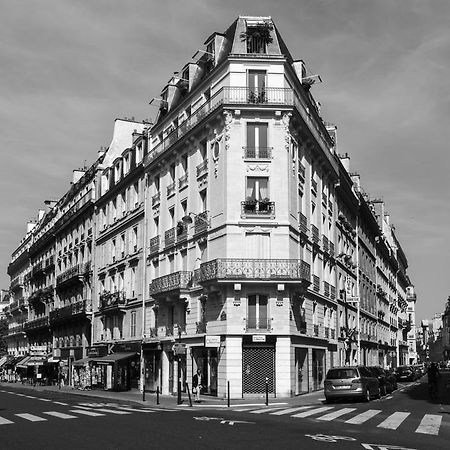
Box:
[43,411,77,419]
[249,407,287,414]
[52,401,68,406]
[38,398,52,402]
[345,409,382,424]
[317,408,356,421]
[270,406,315,416]
[415,414,442,435]
[110,406,156,413]
[91,408,131,415]
[377,412,410,430]
[0,416,14,425]
[24,395,37,399]
[232,408,255,412]
[292,406,334,418]
[70,409,105,417]
[15,413,47,422]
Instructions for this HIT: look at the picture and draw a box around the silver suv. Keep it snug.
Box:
[324,366,380,403]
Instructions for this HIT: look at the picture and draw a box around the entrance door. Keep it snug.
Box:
[242,346,275,395]
[295,348,308,395]
[312,349,325,391]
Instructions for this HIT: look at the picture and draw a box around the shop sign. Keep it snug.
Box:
[30,345,47,356]
[113,342,141,353]
[87,345,108,358]
[252,335,266,343]
[205,335,221,348]
[173,343,187,355]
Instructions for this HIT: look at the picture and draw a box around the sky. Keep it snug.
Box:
[1,0,449,322]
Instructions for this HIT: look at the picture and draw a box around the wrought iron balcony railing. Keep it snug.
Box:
[56,262,90,286]
[323,281,330,298]
[245,317,271,332]
[196,321,207,334]
[311,225,320,244]
[24,316,49,331]
[149,271,193,296]
[178,174,189,190]
[50,299,88,323]
[194,211,210,235]
[99,290,127,311]
[243,147,273,159]
[196,160,208,178]
[241,200,275,218]
[322,235,329,253]
[165,227,176,248]
[197,258,311,284]
[299,212,308,234]
[313,324,320,336]
[151,192,161,207]
[312,275,320,292]
[8,323,25,336]
[149,235,160,255]
[166,181,176,197]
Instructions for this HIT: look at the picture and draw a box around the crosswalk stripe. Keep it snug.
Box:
[317,408,356,421]
[345,409,382,424]
[270,406,315,416]
[232,408,255,412]
[249,407,286,414]
[415,414,442,435]
[70,409,105,417]
[292,406,334,418]
[53,402,68,406]
[0,417,14,425]
[91,408,131,415]
[15,413,47,422]
[110,406,155,413]
[43,411,77,419]
[377,412,410,430]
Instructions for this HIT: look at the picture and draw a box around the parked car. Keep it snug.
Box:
[367,366,390,396]
[395,365,415,382]
[385,369,398,392]
[324,366,380,403]
[412,364,425,378]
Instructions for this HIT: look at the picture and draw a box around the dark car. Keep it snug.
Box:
[324,366,380,403]
[367,366,390,396]
[395,365,415,382]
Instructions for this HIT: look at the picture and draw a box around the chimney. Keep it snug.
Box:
[73,169,85,184]
[339,153,350,172]
[27,221,36,233]
[38,209,45,221]
[292,60,307,83]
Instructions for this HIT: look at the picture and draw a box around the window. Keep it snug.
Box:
[246,123,268,158]
[130,267,136,297]
[130,311,137,338]
[132,226,138,251]
[248,70,267,101]
[247,294,268,330]
[134,181,139,206]
[246,177,269,201]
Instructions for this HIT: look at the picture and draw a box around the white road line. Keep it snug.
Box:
[232,408,255,412]
[415,414,442,435]
[38,398,52,402]
[317,408,357,421]
[91,408,131,415]
[377,411,410,430]
[15,413,47,422]
[345,409,382,424]
[292,406,334,418]
[24,396,37,399]
[43,411,77,419]
[52,401,68,406]
[70,409,105,417]
[249,407,286,414]
[0,416,14,425]
[270,406,314,416]
[110,406,155,413]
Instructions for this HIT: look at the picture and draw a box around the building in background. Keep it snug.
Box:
[4,16,416,396]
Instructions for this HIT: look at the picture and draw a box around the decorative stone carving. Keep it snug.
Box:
[282,112,292,151]
[246,164,269,172]
[223,110,233,151]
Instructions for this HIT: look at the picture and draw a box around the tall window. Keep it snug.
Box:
[248,70,266,101]
[130,267,136,297]
[246,177,269,201]
[130,311,137,338]
[247,294,268,330]
[246,123,268,158]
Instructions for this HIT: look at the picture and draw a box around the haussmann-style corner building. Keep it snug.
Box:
[3,16,417,398]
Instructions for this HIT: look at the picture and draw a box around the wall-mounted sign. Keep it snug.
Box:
[173,343,187,355]
[30,345,47,356]
[252,335,266,343]
[205,335,221,347]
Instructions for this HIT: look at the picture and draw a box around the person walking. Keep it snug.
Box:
[192,369,202,403]
[427,362,440,399]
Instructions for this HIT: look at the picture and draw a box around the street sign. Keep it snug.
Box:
[252,335,266,342]
[173,343,187,355]
[205,335,221,347]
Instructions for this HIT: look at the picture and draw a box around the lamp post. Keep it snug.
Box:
[177,325,182,405]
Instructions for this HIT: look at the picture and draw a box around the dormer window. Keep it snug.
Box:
[241,21,273,54]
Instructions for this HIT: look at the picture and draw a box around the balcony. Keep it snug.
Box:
[312,275,320,292]
[323,281,330,298]
[196,321,207,334]
[241,200,275,218]
[31,261,44,278]
[165,227,176,248]
[10,276,24,290]
[178,174,189,190]
[8,323,25,337]
[322,236,329,254]
[149,271,193,296]
[243,147,272,159]
[166,181,176,197]
[56,263,89,286]
[149,236,160,256]
[151,192,161,207]
[197,258,311,285]
[324,327,330,338]
[330,329,336,340]
[49,299,88,325]
[313,324,320,337]
[299,212,308,235]
[245,317,271,332]
[99,290,127,313]
[194,211,210,235]
[330,285,336,300]
[24,316,49,332]
[196,160,208,179]
[311,225,320,245]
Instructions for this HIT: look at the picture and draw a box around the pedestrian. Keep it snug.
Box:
[192,369,202,403]
[427,362,440,399]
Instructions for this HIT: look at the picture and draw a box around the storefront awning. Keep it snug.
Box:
[47,356,60,364]
[72,357,91,367]
[0,355,9,368]
[91,352,137,364]
[16,356,32,369]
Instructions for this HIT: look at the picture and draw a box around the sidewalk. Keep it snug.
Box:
[0,381,325,409]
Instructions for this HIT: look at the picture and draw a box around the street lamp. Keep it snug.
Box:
[181,211,210,226]
[177,324,182,405]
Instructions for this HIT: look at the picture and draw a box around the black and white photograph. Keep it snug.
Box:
[0,1,449,449]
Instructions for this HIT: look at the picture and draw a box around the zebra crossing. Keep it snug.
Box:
[222,404,445,435]
[0,403,178,427]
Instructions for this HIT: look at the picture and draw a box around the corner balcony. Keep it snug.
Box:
[149,271,193,297]
[56,262,90,287]
[245,317,272,333]
[99,290,128,314]
[241,200,275,219]
[24,316,50,332]
[197,259,311,285]
[50,299,89,325]
[8,324,25,337]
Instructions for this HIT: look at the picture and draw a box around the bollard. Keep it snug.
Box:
[156,386,160,405]
[186,382,193,407]
[265,377,269,406]
[227,381,230,408]
[142,385,146,402]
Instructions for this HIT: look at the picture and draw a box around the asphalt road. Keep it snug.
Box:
[1,372,449,450]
